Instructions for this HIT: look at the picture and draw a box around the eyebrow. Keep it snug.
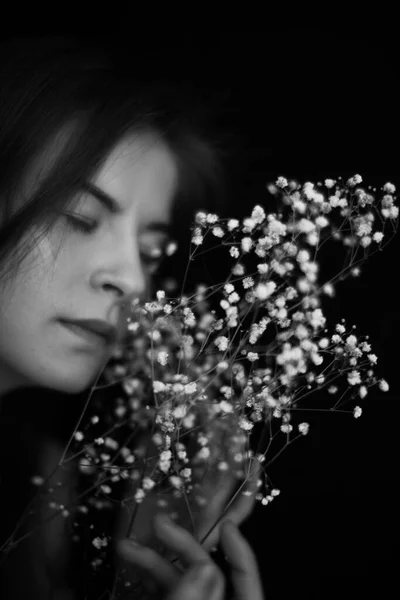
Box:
[82,181,172,235]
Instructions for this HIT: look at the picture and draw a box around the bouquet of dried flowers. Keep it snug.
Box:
[2,174,397,597]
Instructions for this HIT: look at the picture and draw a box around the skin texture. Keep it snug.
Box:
[0,130,178,399]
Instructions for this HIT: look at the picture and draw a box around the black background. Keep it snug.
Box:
[2,28,399,598]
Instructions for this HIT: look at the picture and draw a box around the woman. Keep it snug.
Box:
[0,35,265,598]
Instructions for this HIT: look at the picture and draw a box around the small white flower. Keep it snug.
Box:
[251,205,266,223]
[325,179,336,189]
[247,352,259,362]
[156,290,165,301]
[383,182,396,193]
[242,217,257,232]
[165,241,178,256]
[184,382,197,395]
[227,219,240,231]
[318,337,329,349]
[74,431,84,442]
[372,231,384,243]
[255,281,276,300]
[347,370,361,386]
[229,246,240,258]
[280,423,293,433]
[92,537,108,550]
[359,386,368,399]
[215,336,229,351]
[195,212,207,225]
[153,381,166,393]
[232,263,245,276]
[336,324,346,335]
[347,174,362,187]
[243,277,254,289]
[241,237,253,253]
[192,228,204,245]
[157,351,169,366]
[257,263,269,274]
[323,283,335,297]
[353,406,362,419]
[379,379,389,392]
[276,176,288,188]
[297,218,315,234]
[298,422,310,435]
[212,226,224,238]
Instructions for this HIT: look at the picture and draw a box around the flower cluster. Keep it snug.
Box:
[14,174,397,582]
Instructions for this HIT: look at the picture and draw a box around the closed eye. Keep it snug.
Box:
[64,213,98,234]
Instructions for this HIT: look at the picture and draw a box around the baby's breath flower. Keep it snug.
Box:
[347,370,361,386]
[242,217,257,233]
[241,237,253,253]
[255,281,276,300]
[243,277,254,289]
[212,226,224,238]
[353,406,362,419]
[195,212,207,225]
[232,263,245,276]
[229,246,240,258]
[298,422,310,435]
[92,537,108,550]
[383,182,396,193]
[192,228,204,245]
[359,386,368,399]
[280,423,293,433]
[276,176,288,188]
[157,351,169,366]
[257,263,269,274]
[227,219,240,231]
[373,231,384,243]
[184,382,197,395]
[347,174,362,187]
[165,241,178,256]
[325,179,336,188]
[215,336,229,351]
[379,379,389,392]
[153,381,166,393]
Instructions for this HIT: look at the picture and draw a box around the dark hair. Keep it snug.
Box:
[0,35,231,289]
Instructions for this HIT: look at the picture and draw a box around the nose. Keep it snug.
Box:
[95,243,148,308]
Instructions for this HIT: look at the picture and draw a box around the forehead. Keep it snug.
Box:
[92,131,179,224]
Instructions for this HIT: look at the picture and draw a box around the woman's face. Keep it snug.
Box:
[0,130,178,397]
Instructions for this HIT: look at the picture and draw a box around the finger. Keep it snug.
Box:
[196,457,262,551]
[153,513,214,569]
[223,457,262,523]
[116,538,180,591]
[219,520,264,600]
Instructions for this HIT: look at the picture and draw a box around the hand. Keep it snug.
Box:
[116,416,263,559]
[117,512,265,599]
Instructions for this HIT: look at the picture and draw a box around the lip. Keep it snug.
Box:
[60,320,115,346]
